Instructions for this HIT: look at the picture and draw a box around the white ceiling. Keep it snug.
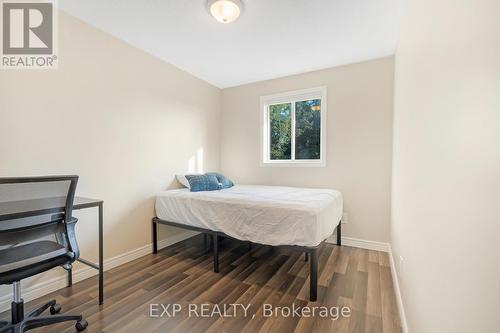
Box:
[58,0,403,88]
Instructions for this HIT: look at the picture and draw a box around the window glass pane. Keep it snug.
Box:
[295,99,321,160]
[269,103,292,160]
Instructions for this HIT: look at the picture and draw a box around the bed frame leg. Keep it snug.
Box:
[152,218,158,254]
[304,252,309,262]
[310,248,318,301]
[213,232,219,273]
[337,221,342,246]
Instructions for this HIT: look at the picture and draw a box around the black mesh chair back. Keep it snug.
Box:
[0,177,89,331]
[0,176,78,248]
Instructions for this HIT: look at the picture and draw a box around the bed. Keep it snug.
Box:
[152,184,343,301]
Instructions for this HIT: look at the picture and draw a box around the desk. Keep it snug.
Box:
[0,196,104,305]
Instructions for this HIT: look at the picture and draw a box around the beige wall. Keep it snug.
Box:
[392,0,500,332]
[220,57,394,242]
[0,12,220,300]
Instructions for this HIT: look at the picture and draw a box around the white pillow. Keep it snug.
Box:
[175,174,190,188]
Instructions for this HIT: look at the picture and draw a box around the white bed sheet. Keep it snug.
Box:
[155,185,343,247]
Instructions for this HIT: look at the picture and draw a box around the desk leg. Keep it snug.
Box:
[67,267,72,287]
[98,202,104,305]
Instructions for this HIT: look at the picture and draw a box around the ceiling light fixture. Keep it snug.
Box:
[208,0,242,24]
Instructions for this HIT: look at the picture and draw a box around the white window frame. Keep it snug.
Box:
[260,86,327,167]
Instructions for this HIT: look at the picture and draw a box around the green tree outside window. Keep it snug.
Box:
[269,103,291,160]
[268,99,321,161]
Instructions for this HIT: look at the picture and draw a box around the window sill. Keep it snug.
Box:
[261,160,326,168]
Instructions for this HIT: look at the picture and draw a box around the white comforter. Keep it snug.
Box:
[155,185,343,247]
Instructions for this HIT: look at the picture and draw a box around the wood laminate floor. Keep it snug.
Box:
[1,235,402,333]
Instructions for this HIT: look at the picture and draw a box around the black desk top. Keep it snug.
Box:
[0,196,102,222]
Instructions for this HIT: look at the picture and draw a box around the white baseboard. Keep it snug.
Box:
[324,236,408,331]
[326,235,390,252]
[388,245,409,333]
[0,230,197,313]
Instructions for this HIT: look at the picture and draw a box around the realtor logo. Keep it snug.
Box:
[1,0,57,69]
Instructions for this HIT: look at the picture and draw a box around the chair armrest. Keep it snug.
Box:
[65,217,78,224]
[63,217,80,260]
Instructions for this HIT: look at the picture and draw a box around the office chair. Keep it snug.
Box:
[0,176,88,332]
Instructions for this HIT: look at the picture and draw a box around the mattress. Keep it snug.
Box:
[155,185,343,247]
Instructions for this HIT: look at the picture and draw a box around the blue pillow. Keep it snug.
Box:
[185,174,221,192]
[205,172,234,189]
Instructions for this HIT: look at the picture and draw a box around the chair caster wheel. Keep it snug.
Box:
[76,319,88,331]
[50,303,61,314]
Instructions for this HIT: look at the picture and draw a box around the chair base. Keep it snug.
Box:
[0,299,87,333]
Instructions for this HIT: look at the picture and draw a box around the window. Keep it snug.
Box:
[261,87,327,166]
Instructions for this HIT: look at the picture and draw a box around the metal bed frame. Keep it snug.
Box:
[151,217,342,302]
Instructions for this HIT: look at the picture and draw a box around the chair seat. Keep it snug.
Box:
[0,241,73,285]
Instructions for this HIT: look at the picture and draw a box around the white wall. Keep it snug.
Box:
[0,12,221,299]
[391,0,500,332]
[220,57,394,243]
